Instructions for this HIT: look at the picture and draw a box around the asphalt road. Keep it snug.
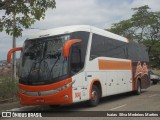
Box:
[1,83,160,119]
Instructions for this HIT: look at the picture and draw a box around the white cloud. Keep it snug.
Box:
[0,0,160,60]
[131,0,160,11]
[32,0,134,29]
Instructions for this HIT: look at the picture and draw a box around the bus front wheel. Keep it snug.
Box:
[88,85,100,107]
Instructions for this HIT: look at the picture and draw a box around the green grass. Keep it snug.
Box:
[0,76,18,100]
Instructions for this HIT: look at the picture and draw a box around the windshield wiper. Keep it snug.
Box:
[46,51,61,59]
[26,50,62,84]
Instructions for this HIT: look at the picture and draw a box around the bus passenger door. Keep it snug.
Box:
[81,72,89,100]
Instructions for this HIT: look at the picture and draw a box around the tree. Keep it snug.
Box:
[0,0,56,79]
[108,5,160,68]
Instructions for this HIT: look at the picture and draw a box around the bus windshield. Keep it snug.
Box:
[19,35,70,85]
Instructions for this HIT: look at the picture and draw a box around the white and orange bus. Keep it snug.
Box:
[7,25,150,107]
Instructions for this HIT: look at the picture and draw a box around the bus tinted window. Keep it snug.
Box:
[90,34,127,60]
[128,41,149,62]
[128,42,139,61]
[90,35,105,60]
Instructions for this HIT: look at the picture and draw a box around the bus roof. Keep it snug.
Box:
[28,25,128,43]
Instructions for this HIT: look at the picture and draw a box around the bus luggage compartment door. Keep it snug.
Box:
[106,71,118,96]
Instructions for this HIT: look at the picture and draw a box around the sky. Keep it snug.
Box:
[0,0,160,60]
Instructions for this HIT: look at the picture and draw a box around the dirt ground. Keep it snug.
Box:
[0,101,22,112]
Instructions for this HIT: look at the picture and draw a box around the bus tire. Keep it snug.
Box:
[135,80,141,95]
[88,85,100,107]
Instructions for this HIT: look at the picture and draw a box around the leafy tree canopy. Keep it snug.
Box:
[0,0,56,37]
[108,5,160,68]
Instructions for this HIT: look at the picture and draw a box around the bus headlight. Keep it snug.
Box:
[19,88,26,94]
[55,80,75,92]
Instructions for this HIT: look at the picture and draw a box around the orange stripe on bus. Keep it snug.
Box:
[98,59,132,70]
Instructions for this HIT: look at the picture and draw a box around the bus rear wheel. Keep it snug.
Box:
[88,85,100,107]
[135,80,141,95]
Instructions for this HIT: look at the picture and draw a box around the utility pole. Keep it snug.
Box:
[12,12,16,80]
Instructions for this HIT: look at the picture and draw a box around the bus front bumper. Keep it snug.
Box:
[19,87,72,105]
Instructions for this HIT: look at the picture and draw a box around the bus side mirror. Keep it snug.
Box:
[7,47,23,63]
[63,39,81,58]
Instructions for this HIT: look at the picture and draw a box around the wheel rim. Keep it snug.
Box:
[91,91,97,101]
[138,82,141,93]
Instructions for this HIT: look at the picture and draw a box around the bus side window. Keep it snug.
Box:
[70,44,82,74]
